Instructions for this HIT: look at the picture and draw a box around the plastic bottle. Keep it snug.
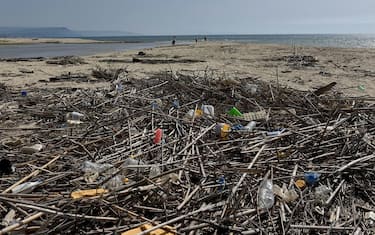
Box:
[66,111,84,124]
[105,175,124,190]
[243,121,256,131]
[258,179,274,209]
[12,181,42,193]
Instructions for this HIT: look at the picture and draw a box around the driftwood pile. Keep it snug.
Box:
[0,72,374,234]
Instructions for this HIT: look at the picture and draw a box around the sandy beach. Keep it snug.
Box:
[0,41,374,97]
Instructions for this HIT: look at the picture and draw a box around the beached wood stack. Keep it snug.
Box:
[0,71,374,234]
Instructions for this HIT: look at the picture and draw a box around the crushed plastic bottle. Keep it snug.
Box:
[104,175,124,190]
[273,183,298,202]
[258,179,274,209]
[149,165,162,178]
[82,161,113,183]
[12,181,42,194]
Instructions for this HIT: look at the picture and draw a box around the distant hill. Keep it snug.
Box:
[0,27,136,38]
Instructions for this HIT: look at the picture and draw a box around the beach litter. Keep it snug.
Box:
[0,71,374,234]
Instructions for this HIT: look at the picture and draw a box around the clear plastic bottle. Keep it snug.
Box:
[258,179,274,209]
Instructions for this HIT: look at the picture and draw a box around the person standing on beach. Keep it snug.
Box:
[204,36,207,41]
[195,38,198,43]
[172,37,176,46]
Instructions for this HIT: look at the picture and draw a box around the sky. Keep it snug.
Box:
[1,0,375,35]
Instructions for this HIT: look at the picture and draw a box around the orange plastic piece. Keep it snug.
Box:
[153,128,163,144]
[295,179,306,189]
[121,223,176,235]
[71,188,108,199]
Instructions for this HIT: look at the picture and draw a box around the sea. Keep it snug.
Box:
[1,34,375,59]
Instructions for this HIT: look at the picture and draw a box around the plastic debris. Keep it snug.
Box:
[273,184,299,202]
[304,172,321,186]
[216,123,231,140]
[201,104,215,117]
[364,211,375,221]
[66,111,84,125]
[186,109,203,119]
[154,128,163,144]
[295,179,306,189]
[258,179,274,209]
[242,110,267,121]
[20,144,43,154]
[82,161,113,183]
[104,176,124,190]
[149,165,162,178]
[242,121,256,131]
[121,223,176,235]
[71,188,108,199]
[228,107,242,116]
[21,90,27,97]
[12,181,42,194]
[1,209,16,227]
[267,129,285,136]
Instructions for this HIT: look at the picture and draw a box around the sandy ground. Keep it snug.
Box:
[0,41,374,97]
[0,37,104,44]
